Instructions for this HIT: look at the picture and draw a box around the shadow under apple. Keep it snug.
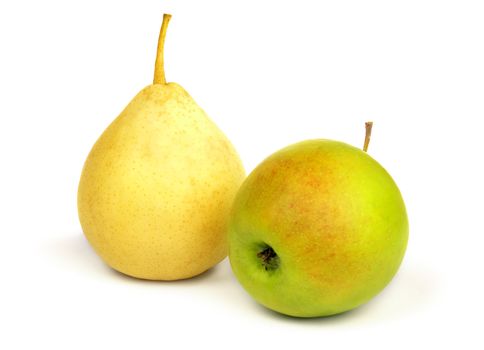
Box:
[247,265,439,325]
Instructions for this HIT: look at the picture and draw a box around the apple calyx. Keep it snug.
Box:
[257,246,280,271]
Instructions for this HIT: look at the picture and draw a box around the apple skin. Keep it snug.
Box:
[228,140,408,317]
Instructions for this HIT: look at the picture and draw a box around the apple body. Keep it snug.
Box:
[228,140,408,317]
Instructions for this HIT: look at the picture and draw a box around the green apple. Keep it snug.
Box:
[228,138,408,317]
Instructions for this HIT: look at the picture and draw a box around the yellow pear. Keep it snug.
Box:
[77,14,245,280]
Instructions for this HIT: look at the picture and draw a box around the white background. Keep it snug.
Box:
[1,0,483,348]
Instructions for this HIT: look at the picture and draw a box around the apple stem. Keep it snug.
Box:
[153,14,172,85]
[363,121,373,152]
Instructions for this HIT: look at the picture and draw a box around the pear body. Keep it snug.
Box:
[78,83,245,280]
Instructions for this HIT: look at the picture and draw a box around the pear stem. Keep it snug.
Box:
[363,121,373,152]
[153,14,172,85]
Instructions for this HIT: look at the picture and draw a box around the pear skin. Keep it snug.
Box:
[78,14,245,280]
